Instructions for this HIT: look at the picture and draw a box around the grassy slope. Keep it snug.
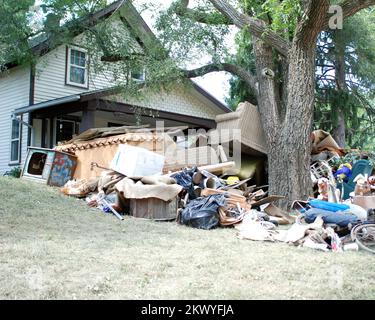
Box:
[0,177,374,300]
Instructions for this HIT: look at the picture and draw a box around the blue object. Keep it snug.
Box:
[309,199,350,212]
[304,208,360,227]
[336,160,373,200]
[333,165,352,182]
[103,206,112,213]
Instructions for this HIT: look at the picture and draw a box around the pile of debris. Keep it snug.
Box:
[170,166,293,229]
[56,124,296,235]
[24,121,374,254]
[302,131,375,253]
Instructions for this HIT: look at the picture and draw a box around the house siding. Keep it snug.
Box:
[0,66,31,174]
[34,44,113,104]
[104,84,223,120]
[33,16,138,104]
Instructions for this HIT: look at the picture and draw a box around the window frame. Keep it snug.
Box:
[9,116,22,165]
[130,67,146,82]
[55,118,80,144]
[65,45,89,89]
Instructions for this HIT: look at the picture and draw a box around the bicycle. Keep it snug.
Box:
[351,222,375,254]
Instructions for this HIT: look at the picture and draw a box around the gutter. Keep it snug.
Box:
[13,94,81,116]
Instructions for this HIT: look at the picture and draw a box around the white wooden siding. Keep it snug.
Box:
[0,66,30,174]
[34,16,138,104]
[104,84,223,120]
[34,44,112,103]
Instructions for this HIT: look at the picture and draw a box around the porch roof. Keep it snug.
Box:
[13,88,221,129]
[13,83,230,130]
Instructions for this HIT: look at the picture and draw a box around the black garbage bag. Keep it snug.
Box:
[180,194,226,230]
[172,167,198,199]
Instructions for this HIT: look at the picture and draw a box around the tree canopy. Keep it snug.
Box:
[226,3,375,150]
[315,9,375,150]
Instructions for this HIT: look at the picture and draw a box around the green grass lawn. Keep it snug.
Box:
[0,176,374,300]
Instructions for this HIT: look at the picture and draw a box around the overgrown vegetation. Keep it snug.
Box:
[3,167,22,178]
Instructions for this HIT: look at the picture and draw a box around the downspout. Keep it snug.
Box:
[27,64,35,147]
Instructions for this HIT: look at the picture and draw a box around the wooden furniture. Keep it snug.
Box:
[213,101,268,156]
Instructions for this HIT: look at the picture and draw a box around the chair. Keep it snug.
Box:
[337,159,373,200]
[213,101,268,156]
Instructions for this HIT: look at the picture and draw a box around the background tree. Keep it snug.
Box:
[227,6,375,150]
[315,9,375,149]
[155,0,375,206]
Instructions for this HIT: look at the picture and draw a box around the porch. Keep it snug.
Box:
[13,89,218,149]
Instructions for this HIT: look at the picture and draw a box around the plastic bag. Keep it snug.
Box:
[172,167,199,199]
[180,194,226,230]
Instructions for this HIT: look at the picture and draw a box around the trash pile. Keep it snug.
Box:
[305,130,375,253]
[171,166,292,230]
[53,125,375,254]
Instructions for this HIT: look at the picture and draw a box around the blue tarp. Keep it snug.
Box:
[308,199,350,212]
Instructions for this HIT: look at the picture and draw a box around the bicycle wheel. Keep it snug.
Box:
[351,223,375,254]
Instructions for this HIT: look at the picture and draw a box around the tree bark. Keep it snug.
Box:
[253,39,316,206]
[333,111,346,148]
[279,40,316,203]
[251,3,328,207]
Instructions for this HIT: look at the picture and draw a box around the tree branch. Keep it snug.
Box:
[338,0,375,19]
[184,62,259,95]
[173,0,290,57]
[295,0,330,46]
[208,0,290,56]
[101,52,144,62]
[175,0,232,25]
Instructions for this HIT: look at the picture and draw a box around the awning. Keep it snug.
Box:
[13,94,80,116]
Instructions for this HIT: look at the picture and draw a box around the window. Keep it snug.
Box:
[56,119,79,143]
[131,68,146,82]
[10,117,21,163]
[66,46,88,88]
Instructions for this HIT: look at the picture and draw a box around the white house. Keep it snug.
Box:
[0,1,230,174]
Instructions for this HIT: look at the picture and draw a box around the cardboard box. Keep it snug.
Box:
[129,197,178,220]
[110,144,165,177]
[353,195,375,211]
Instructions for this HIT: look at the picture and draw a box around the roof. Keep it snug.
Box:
[31,1,129,57]
[13,85,230,115]
[10,0,231,113]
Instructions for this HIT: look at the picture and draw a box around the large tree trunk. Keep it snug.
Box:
[332,112,346,148]
[279,41,316,203]
[253,39,316,207]
[250,3,329,208]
